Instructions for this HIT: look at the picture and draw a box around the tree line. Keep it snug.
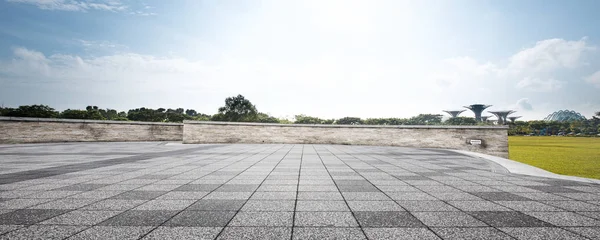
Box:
[1,94,598,136]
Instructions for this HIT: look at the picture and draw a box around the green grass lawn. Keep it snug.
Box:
[509,136,600,179]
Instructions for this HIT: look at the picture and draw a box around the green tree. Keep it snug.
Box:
[127,108,166,122]
[257,113,280,123]
[294,114,325,124]
[83,106,105,120]
[215,94,258,122]
[61,109,89,119]
[406,114,443,125]
[0,107,13,116]
[185,109,198,116]
[165,108,192,122]
[3,105,59,118]
[444,117,477,125]
[98,108,119,120]
[336,117,363,125]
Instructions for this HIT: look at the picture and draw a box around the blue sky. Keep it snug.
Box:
[1,0,599,120]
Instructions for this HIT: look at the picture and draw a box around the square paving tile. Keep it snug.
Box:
[347,201,404,211]
[216,184,259,192]
[40,210,121,225]
[432,227,513,240]
[576,211,600,220]
[527,186,584,193]
[0,209,69,225]
[218,227,291,240]
[293,227,366,240]
[354,211,423,227]
[241,200,295,211]
[501,227,585,240]
[447,201,512,211]
[81,199,146,211]
[298,185,340,192]
[428,192,482,201]
[188,200,246,211]
[467,211,553,227]
[156,191,209,200]
[0,198,51,209]
[28,198,97,209]
[342,192,391,201]
[294,212,359,227]
[297,191,343,201]
[142,226,222,239]
[396,201,458,212]
[258,185,297,192]
[541,200,600,211]
[336,184,380,192]
[363,227,440,240]
[165,211,236,227]
[494,201,562,212]
[471,192,532,201]
[174,184,222,192]
[203,192,253,200]
[387,192,437,201]
[56,184,109,191]
[110,191,166,200]
[229,212,293,227]
[524,211,600,226]
[412,212,486,227]
[250,192,296,200]
[100,210,178,226]
[564,227,600,240]
[69,226,154,240]
[134,199,195,210]
[0,225,86,240]
[0,225,23,235]
[296,201,349,212]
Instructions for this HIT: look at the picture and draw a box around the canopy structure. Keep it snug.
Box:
[464,104,492,122]
[489,110,516,125]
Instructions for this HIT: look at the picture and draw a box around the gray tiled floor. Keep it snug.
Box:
[1,142,599,239]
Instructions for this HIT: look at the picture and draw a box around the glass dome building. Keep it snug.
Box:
[543,110,586,122]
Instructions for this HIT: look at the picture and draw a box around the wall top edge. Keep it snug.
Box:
[0,116,183,126]
[183,120,510,129]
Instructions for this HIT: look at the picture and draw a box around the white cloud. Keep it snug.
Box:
[0,47,428,117]
[584,70,600,88]
[506,38,595,74]
[7,0,125,11]
[6,0,154,14]
[516,77,564,92]
[432,38,595,94]
[442,57,498,76]
[516,98,533,111]
[429,57,498,89]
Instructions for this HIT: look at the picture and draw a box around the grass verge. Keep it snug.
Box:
[509,136,600,179]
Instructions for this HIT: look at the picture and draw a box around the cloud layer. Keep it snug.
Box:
[1,37,599,120]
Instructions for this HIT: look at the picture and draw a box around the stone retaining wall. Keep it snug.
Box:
[0,117,509,157]
[183,121,509,158]
[0,117,183,143]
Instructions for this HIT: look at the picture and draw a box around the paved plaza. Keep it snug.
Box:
[0,142,599,239]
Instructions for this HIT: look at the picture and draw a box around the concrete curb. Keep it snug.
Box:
[450,150,600,184]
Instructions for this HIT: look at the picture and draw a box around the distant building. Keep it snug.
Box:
[543,110,586,122]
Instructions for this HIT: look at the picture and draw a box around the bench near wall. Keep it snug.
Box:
[183,121,509,158]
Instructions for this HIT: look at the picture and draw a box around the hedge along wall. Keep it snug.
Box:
[0,117,183,143]
[183,121,509,158]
